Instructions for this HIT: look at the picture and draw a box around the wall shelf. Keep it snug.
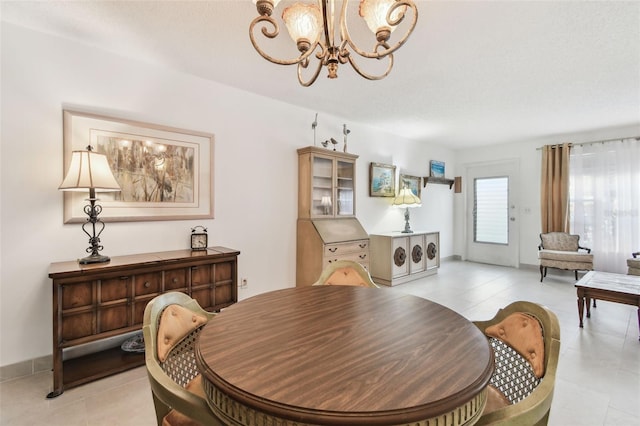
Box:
[423,176,455,189]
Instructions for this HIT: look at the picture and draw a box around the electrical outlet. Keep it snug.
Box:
[241,278,248,288]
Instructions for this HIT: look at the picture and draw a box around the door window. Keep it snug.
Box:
[474,177,509,245]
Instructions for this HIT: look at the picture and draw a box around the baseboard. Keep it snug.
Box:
[443,255,462,261]
[0,355,52,382]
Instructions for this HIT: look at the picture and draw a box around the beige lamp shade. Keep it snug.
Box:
[59,149,121,192]
[282,2,323,45]
[392,187,421,208]
[359,0,407,35]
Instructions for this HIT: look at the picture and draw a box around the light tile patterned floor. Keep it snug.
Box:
[1,260,638,425]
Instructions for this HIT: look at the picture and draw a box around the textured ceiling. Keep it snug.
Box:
[2,0,639,149]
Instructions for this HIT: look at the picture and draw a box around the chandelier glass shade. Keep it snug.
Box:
[250,0,418,86]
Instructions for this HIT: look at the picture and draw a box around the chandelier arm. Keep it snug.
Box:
[347,51,394,81]
[297,52,325,87]
[342,0,418,60]
[249,15,317,66]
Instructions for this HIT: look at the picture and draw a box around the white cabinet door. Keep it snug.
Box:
[392,237,409,278]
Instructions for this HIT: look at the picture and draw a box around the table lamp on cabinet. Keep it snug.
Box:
[392,185,421,233]
[59,145,121,264]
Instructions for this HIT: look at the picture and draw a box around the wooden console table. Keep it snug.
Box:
[47,247,239,398]
[196,286,493,426]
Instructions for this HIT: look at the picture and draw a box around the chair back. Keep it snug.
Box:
[312,260,380,287]
[143,291,223,426]
[539,232,580,251]
[473,301,561,426]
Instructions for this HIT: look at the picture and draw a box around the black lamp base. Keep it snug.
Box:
[79,254,111,264]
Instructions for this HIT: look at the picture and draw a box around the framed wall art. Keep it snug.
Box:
[62,109,214,223]
[369,162,396,197]
[430,160,445,178]
[399,174,421,198]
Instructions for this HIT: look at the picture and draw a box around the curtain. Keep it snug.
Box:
[570,138,640,273]
[541,143,570,233]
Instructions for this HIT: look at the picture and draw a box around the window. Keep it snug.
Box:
[569,139,640,273]
[474,177,509,244]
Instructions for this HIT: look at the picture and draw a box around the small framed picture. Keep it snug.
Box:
[369,162,396,197]
[430,160,445,178]
[399,174,421,198]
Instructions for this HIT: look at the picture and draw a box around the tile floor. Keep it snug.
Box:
[1,260,638,425]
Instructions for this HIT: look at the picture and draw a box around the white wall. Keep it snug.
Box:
[0,23,455,367]
[453,124,640,267]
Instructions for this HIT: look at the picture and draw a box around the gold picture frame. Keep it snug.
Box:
[62,109,214,223]
[399,174,421,198]
[369,162,396,197]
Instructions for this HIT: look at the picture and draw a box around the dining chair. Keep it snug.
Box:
[142,291,224,426]
[473,301,561,426]
[312,260,380,287]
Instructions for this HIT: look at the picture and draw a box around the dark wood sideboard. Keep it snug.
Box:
[47,247,240,398]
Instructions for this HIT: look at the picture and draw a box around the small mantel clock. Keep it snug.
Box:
[190,226,208,250]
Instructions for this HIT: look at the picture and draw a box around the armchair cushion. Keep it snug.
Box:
[485,312,545,378]
[161,375,206,426]
[325,267,372,286]
[157,304,207,362]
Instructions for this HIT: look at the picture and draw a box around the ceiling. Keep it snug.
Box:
[2,0,639,149]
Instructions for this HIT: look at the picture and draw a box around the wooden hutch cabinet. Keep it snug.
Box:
[47,247,239,398]
[297,147,369,286]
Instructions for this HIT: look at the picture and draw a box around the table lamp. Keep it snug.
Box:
[321,195,332,215]
[392,186,422,233]
[59,145,121,264]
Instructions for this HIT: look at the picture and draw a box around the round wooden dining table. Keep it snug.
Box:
[195,286,494,426]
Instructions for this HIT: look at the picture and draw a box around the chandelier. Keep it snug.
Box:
[250,0,418,86]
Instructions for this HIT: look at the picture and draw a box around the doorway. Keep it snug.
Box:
[465,160,519,267]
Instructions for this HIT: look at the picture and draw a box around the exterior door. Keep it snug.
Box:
[465,160,519,267]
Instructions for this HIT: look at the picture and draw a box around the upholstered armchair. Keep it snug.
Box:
[143,292,224,426]
[628,252,640,276]
[538,232,593,282]
[473,301,560,426]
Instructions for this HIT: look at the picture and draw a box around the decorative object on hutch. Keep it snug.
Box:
[297,146,369,286]
[59,145,121,264]
[391,183,421,233]
[369,162,396,197]
[370,232,439,286]
[249,0,418,86]
[190,225,208,250]
[312,112,318,145]
[62,109,214,223]
[47,247,239,398]
[343,123,350,152]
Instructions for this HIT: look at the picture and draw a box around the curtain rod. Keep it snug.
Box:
[536,136,640,150]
